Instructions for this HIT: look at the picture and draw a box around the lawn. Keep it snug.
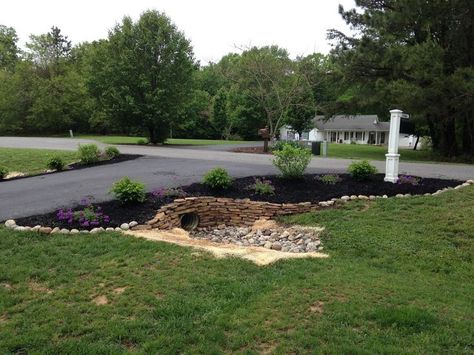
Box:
[0,148,78,175]
[327,143,448,163]
[1,187,473,353]
[79,135,252,146]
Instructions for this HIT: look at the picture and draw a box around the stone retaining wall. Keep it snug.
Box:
[146,197,321,230]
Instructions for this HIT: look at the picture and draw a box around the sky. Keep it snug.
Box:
[1,0,356,64]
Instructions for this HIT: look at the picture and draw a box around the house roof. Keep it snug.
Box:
[313,115,390,132]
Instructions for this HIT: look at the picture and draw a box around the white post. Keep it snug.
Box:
[384,109,402,183]
[69,129,74,138]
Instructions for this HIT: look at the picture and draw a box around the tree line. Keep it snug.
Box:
[0,2,472,157]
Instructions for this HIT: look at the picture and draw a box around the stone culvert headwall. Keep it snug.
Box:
[146,197,320,230]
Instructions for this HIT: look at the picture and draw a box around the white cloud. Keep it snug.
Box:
[1,0,356,63]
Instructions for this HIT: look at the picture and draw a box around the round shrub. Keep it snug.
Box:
[78,144,101,165]
[47,155,65,171]
[105,146,120,159]
[272,144,312,179]
[348,160,378,180]
[271,140,302,152]
[137,138,148,145]
[110,177,146,204]
[203,167,233,189]
[0,166,9,180]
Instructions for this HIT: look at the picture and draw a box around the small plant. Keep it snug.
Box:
[348,160,378,180]
[317,174,342,185]
[110,177,146,204]
[47,155,65,171]
[0,166,8,179]
[137,138,148,145]
[252,178,275,195]
[397,175,421,186]
[152,187,187,199]
[272,144,312,179]
[104,146,120,159]
[271,140,302,152]
[203,167,233,189]
[78,144,101,165]
[57,197,110,227]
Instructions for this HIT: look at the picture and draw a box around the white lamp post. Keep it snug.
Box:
[384,109,403,183]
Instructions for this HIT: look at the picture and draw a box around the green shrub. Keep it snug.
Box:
[105,146,120,159]
[317,174,342,185]
[203,167,233,189]
[348,160,378,180]
[272,144,312,179]
[137,138,148,145]
[110,177,146,204]
[271,140,302,152]
[78,144,101,165]
[47,156,65,171]
[0,166,8,179]
[252,178,275,195]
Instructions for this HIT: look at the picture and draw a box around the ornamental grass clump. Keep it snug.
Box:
[203,167,233,189]
[0,166,8,180]
[272,144,312,179]
[110,177,146,204]
[317,174,342,185]
[348,160,378,180]
[105,146,120,159]
[78,144,101,165]
[47,155,65,171]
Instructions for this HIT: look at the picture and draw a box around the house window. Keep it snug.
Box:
[287,131,295,140]
[350,132,354,139]
[344,132,349,140]
[301,131,309,140]
[380,132,386,144]
[356,132,363,140]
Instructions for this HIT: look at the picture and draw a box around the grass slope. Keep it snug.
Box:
[79,135,252,146]
[0,148,78,175]
[0,187,473,353]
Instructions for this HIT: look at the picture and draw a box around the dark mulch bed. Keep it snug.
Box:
[15,174,460,230]
[1,154,142,183]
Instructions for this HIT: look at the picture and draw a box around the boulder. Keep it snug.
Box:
[120,223,130,231]
[4,220,16,228]
[38,227,52,234]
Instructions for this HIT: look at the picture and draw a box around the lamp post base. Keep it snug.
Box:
[384,153,400,183]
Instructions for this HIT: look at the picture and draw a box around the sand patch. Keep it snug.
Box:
[126,227,328,266]
[92,295,108,305]
[310,301,325,314]
[113,287,127,295]
[5,171,26,179]
[29,281,52,294]
[1,283,12,290]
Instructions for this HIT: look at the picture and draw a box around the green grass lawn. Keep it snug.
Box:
[79,135,252,146]
[1,187,473,353]
[327,143,451,163]
[0,148,78,175]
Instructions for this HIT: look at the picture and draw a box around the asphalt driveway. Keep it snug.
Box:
[1,137,473,221]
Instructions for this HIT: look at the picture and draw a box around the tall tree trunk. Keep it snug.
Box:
[148,125,157,144]
[413,135,420,150]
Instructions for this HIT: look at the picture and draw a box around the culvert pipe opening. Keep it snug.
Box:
[180,213,199,231]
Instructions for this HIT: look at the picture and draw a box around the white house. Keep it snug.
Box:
[279,114,419,148]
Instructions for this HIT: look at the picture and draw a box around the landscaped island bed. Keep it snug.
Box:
[14,174,461,231]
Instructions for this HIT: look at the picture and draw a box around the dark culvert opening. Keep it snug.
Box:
[180,213,199,231]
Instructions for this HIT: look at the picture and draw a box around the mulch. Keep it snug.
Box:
[1,154,142,183]
[14,174,460,230]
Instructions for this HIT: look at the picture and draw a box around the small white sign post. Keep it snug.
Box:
[384,109,404,183]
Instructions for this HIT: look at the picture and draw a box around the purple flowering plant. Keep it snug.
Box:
[57,197,110,227]
[152,186,187,199]
[397,175,421,186]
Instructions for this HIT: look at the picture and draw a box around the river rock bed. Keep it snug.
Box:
[191,224,324,253]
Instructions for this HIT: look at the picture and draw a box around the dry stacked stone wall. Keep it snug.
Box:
[146,197,320,230]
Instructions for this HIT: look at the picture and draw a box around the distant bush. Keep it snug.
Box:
[252,178,275,195]
[105,146,120,159]
[271,140,302,152]
[0,166,8,179]
[348,160,377,180]
[78,144,101,165]
[272,144,312,179]
[317,174,342,185]
[137,138,148,145]
[110,177,146,204]
[203,167,233,189]
[47,156,65,171]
